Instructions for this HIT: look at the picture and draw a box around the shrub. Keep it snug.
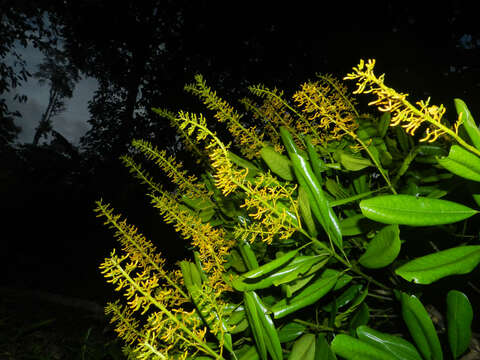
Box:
[96,59,479,359]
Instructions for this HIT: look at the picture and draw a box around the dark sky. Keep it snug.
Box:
[6,2,480,148]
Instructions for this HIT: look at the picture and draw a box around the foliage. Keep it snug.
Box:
[97,59,479,359]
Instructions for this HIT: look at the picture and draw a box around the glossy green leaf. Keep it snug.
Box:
[437,145,480,182]
[260,146,294,181]
[331,334,393,360]
[278,321,307,343]
[244,292,267,360]
[305,135,327,181]
[335,149,372,171]
[315,334,337,360]
[299,185,318,236]
[349,303,369,335]
[238,344,261,360]
[340,214,368,236]
[323,284,363,312]
[280,127,343,250]
[272,269,340,319]
[455,98,480,150]
[356,325,422,360]
[447,290,473,358]
[334,288,368,327]
[240,249,299,279]
[233,254,327,291]
[399,292,443,360]
[250,291,283,360]
[288,334,316,360]
[359,224,401,269]
[360,194,478,226]
[395,245,480,284]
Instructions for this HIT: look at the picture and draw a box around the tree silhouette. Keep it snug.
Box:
[32,48,79,146]
[0,2,61,149]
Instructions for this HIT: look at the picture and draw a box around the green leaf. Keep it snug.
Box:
[278,321,307,343]
[399,292,443,360]
[356,325,422,360]
[395,245,480,284]
[447,290,473,359]
[340,214,368,236]
[233,253,328,291]
[244,292,267,360]
[260,146,294,181]
[288,334,316,360]
[359,194,478,226]
[335,149,372,171]
[272,269,340,319]
[349,303,369,336]
[315,334,337,360]
[250,291,283,360]
[238,345,261,360]
[228,150,261,177]
[299,185,318,237]
[437,145,480,182]
[378,112,391,138]
[359,224,401,269]
[331,334,393,360]
[455,98,480,150]
[323,284,363,312]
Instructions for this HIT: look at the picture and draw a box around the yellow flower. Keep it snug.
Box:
[344,59,460,143]
[292,75,359,144]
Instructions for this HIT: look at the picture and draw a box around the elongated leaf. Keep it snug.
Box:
[400,292,443,360]
[455,98,480,150]
[233,254,327,291]
[360,195,478,226]
[349,303,369,335]
[241,249,300,279]
[359,224,401,269]
[272,270,340,318]
[288,334,316,360]
[340,214,368,236]
[323,284,363,312]
[437,145,480,182]
[335,149,372,171]
[356,325,422,360]
[395,245,480,284]
[238,345,261,360]
[447,290,473,359]
[250,291,283,360]
[244,292,267,360]
[260,146,294,181]
[299,185,318,236]
[278,322,307,343]
[331,334,393,360]
[315,334,337,360]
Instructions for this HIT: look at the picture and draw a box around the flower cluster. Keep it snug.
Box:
[95,202,216,359]
[344,58,461,143]
[292,75,359,144]
[185,74,264,158]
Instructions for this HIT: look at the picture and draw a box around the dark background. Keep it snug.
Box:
[1,0,480,355]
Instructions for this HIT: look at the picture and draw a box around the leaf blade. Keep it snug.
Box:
[359,195,478,226]
[395,245,480,284]
[447,290,473,359]
[359,224,401,269]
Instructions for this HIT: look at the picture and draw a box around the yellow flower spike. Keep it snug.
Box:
[344,59,480,157]
[131,139,209,199]
[185,74,264,159]
[292,76,359,144]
